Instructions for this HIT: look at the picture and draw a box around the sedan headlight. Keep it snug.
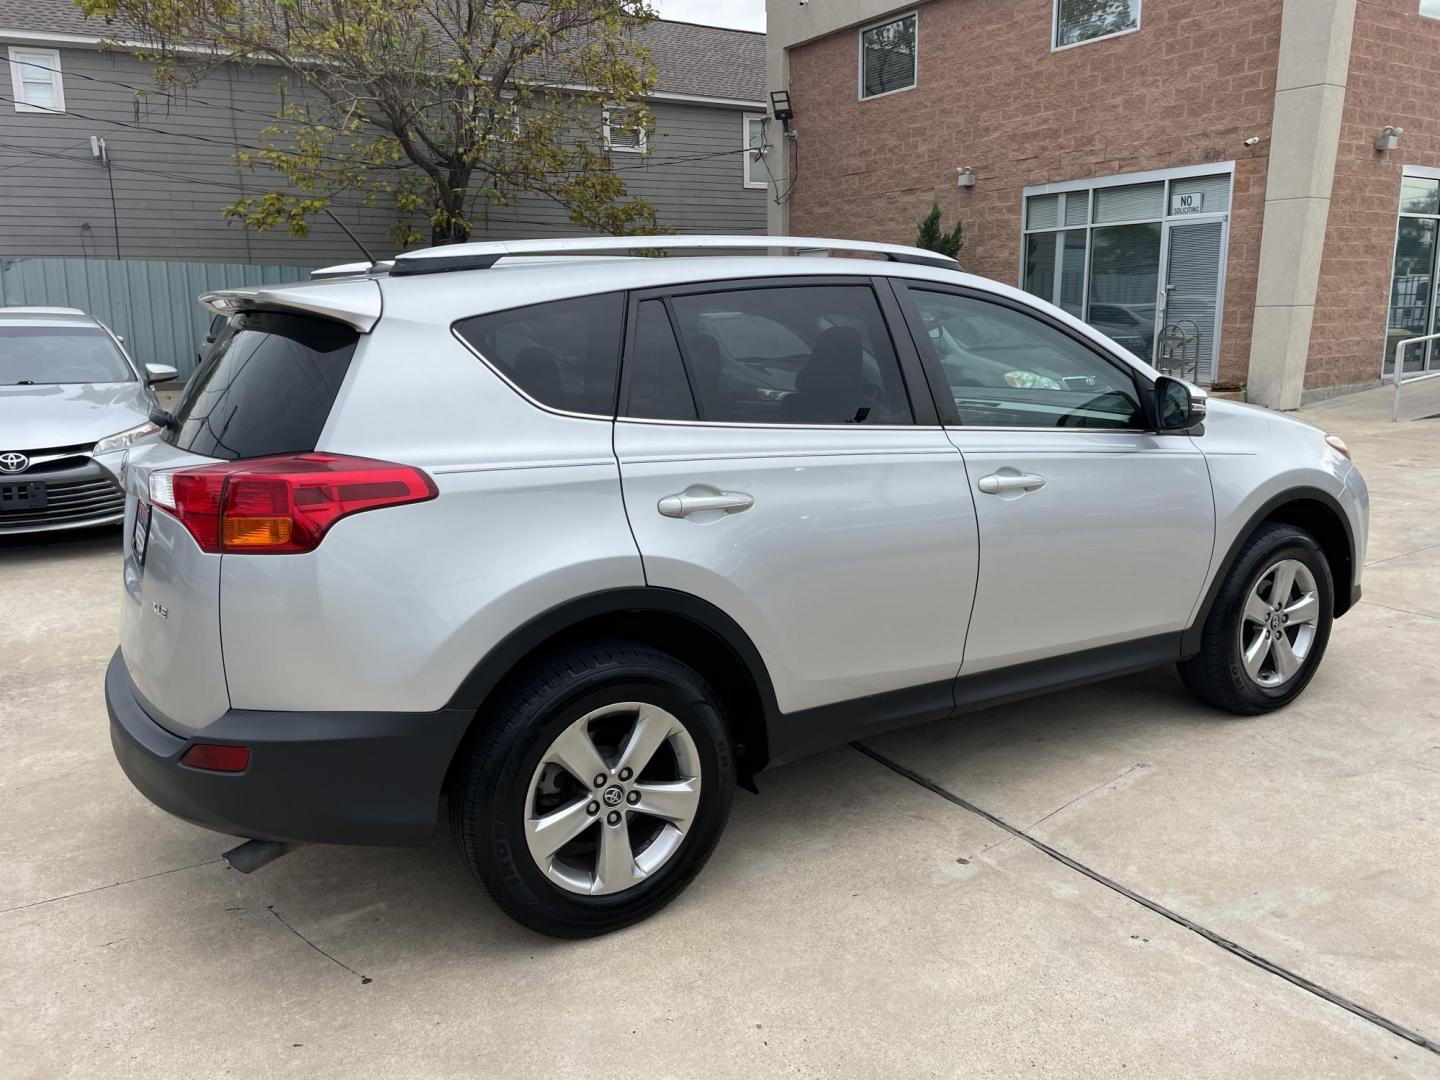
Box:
[94,421,161,455]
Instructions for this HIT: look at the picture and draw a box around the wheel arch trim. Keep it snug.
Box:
[444,586,781,755]
[1182,486,1357,657]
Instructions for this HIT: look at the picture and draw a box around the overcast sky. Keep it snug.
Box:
[653,0,766,31]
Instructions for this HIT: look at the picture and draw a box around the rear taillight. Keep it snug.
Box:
[149,453,437,554]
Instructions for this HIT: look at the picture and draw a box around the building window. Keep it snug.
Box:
[1423,1,1440,19]
[1054,0,1141,50]
[602,104,646,153]
[859,12,917,100]
[1385,169,1440,376]
[1020,165,1233,385]
[743,114,768,189]
[8,47,64,113]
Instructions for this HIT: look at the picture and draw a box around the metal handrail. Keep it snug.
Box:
[1389,333,1440,421]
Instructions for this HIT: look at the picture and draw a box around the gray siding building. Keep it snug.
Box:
[0,3,767,265]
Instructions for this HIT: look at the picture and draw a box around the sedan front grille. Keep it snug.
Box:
[0,443,97,475]
[0,475,125,531]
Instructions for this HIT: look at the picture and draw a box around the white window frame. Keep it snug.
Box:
[602,103,646,154]
[8,46,64,113]
[1381,164,1440,376]
[1019,161,1236,386]
[858,10,918,102]
[1052,0,1142,53]
[743,113,769,190]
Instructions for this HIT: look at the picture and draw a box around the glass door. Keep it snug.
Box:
[1156,219,1225,384]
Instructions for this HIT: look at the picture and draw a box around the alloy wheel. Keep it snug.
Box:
[1238,558,1321,689]
[524,702,702,896]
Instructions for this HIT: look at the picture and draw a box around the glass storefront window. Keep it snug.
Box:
[1387,216,1437,374]
[1020,168,1231,381]
[1023,230,1088,319]
[1383,171,1440,376]
[1088,223,1161,363]
[1024,233,1058,304]
[1399,176,1438,216]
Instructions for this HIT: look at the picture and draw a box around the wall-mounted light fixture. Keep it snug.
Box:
[1376,125,1405,152]
[770,90,795,134]
[955,166,977,188]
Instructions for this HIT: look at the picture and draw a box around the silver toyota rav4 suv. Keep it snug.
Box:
[106,236,1368,937]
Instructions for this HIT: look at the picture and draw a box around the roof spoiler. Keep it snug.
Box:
[199,278,382,332]
[389,235,962,276]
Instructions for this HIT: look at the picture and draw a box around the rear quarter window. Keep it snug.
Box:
[453,293,625,416]
[165,311,357,460]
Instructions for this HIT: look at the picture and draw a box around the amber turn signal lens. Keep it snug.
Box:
[222,516,294,547]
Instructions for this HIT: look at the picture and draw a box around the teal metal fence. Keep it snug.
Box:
[0,258,312,377]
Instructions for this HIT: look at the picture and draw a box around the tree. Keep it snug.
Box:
[916,202,963,260]
[76,0,663,246]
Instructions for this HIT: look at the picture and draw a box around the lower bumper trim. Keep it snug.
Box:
[106,649,473,846]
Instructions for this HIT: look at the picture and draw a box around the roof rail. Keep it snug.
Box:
[388,235,960,276]
[310,261,393,280]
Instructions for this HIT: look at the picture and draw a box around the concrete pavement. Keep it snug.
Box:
[2,386,1438,1079]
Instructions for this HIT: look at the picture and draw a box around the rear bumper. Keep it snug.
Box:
[106,649,472,846]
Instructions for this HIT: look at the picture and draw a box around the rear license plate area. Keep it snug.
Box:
[0,480,46,512]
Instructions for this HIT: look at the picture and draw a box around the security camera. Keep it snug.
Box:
[1242,136,1260,147]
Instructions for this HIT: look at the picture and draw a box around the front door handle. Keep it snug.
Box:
[657,488,755,518]
[977,472,1046,495]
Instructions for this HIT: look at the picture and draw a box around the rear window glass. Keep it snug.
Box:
[0,324,132,385]
[165,311,357,460]
[453,293,624,416]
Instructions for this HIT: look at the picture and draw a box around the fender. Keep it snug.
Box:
[443,586,781,720]
[1181,485,1357,657]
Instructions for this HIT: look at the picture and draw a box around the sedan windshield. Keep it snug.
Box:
[0,325,133,384]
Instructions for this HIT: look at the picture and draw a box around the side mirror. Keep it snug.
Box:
[144,363,179,386]
[1155,375,1206,433]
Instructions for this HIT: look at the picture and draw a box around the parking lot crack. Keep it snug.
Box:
[267,905,372,985]
[0,858,223,915]
[1359,598,1440,622]
[853,742,1440,1059]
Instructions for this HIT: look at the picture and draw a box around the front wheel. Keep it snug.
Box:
[450,641,735,937]
[1179,522,1334,715]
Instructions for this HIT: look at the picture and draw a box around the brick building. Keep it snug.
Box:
[762,0,1440,408]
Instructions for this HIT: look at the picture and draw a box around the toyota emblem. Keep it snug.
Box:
[0,452,28,474]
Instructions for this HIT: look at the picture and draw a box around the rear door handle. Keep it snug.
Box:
[977,472,1046,495]
[657,488,754,518]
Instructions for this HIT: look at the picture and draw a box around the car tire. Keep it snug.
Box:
[1178,522,1334,715]
[450,640,735,938]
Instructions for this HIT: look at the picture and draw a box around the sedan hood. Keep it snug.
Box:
[0,382,151,450]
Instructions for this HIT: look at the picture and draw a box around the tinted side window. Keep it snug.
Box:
[666,285,912,425]
[626,300,697,421]
[454,293,624,416]
[166,311,356,460]
[906,289,1142,429]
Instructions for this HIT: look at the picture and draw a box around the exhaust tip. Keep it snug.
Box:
[223,839,299,874]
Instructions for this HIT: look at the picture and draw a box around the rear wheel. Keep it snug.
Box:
[450,641,735,937]
[1179,523,1334,714]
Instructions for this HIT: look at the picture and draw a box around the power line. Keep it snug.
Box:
[0,56,761,172]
